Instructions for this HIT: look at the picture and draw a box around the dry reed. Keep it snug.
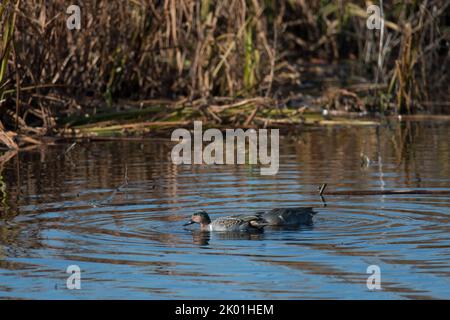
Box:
[0,0,448,145]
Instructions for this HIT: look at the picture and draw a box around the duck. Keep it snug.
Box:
[183,210,267,232]
[255,207,316,226]
[184,207,316,231]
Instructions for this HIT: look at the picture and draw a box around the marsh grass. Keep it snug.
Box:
[0,0,16,104]
[0,0,448,142]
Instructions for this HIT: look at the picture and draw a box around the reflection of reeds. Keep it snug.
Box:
[0,149,17,216]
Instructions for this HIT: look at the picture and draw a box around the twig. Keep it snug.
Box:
[0,130,18,150]
[318,183,327,196]
[244,106,259,126]
[209,97,272,113]
[57,142,76,160]
[91,164,129,207]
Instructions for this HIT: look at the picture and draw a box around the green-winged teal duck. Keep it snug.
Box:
[184,207,316,231]
[184,211,267,232]
[255,207,316,226]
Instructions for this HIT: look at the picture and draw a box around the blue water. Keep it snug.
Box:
[0,120,449,299]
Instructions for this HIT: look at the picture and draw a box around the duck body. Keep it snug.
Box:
[184,211,267,232]
[255,207,316,226]
[207,215,267,232]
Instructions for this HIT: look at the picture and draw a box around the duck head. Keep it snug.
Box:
[184,210,211,228]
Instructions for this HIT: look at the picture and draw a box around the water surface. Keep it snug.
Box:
[0,120,449,299]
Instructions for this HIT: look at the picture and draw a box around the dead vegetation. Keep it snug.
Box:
[0,0,449,148]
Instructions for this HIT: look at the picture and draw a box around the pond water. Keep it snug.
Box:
[0,119,449,299]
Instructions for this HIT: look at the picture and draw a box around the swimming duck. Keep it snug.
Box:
[184,207,316,231]
[255,207,316,226]
[183,211,268,232]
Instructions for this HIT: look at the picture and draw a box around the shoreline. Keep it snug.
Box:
[2,107,450,151]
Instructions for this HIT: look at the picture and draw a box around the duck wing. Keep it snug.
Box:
[213,215,267,231]
[242,215,269,229]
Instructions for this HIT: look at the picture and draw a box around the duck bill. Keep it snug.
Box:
[183,220,195,226]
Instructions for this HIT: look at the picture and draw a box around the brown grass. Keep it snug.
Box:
[0,0,449,143]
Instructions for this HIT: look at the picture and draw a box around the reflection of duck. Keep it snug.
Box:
[184,207,316,232]
[191,230,264,245]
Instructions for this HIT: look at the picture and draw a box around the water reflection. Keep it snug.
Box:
[190,231,265,246]
[0,119,449,299]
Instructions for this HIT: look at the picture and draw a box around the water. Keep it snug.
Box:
[0,120,449,299]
